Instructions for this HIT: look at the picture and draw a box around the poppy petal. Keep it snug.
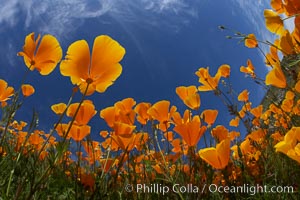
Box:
[34,34,63,75]
[60,40,90,84]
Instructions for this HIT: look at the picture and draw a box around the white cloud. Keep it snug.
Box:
[0,0,198,38]
[0,0,19,27]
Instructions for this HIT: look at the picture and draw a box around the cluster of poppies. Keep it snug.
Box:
[0,0,300,198]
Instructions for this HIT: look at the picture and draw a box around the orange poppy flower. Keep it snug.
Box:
[176,86,200,110]
[279,30,295,55]
[271,0,284,14]
[60,35,125,95]
[80,173,95,190]
[171,139,188,154]
[173,116,206,147]
[18,32,62,75]
[275,127,300,163]
[250,105,263,118]
[55,123,71,139]
[100,106,118,128]
[69,124,91,141]
[217,64,231,78]
[201,109,218,125]
[21,84,35,97]
[265,39,280,67]
[265,64,286,88]
[285,91,295,100]
[238,89,249,102]
[171,139,182,153]
[100,130,109,138]
[240,59,255,77]
[195,67,220,91]
[111,132,139,151]
[101,137,118,151]
[67,100,97,125]
[295,80,300,93]
[229,131,240,141]
[286,147,300,164]
[247,129,266,143]
[264,9,285,35]
[283,0,300,16]
[281,99,293,112]
[152,164,164,174]
[115,98,136,115]
[0,79,14,107]
[147,100,177,131]
[28,132,44,149]
[244,34,258,48]
[172,109,191,126]
[114,98,136,125]
[134,102,152,125]
[198,138,231,169]
[229,117,240,127]
[176,86,197,100]
[51,103,67,115]
[113,122,136,135]
[211,125,229,142]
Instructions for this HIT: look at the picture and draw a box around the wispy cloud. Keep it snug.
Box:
[0,0,198,38]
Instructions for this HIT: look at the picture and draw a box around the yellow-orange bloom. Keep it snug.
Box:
[265,65,286,88]
[295,80,300,93]
[113,122,136,135]
[265,39,280,67]
[240,59,255,77]
[67,100,97,125]
[100,130,109,138]
[172,110,191,126]
[114,98,136,125]
[60,35,125,95]
[51,103,67,115]
[229,117,240,127]
[69,124,91,141]
[264,9,285,35]
[173,116,206,147]
[217,64,231,78]
[0,79,14,107]
[55,123,71,139]
[250,105,263,118]
[201,109,218,125]
[271,0,285,14]
[275,127,300,164]
[176,86,200,110]
[111,132,146,151]
[211,125,229,142]
[80,173,95,190]
[147,100,177,131]
[134,102,152,125]
[18,32,62,75]
[279,30,295,55]
[198,138,231,169]
[100,106,118,128]
[195,67,219,91]
[238,89,249,102]
[245,34,258,48]
[21,84,35,97]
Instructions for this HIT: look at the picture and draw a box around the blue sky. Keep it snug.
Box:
[0,0,280,140]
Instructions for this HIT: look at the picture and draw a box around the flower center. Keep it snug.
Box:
[86,78,93,84]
